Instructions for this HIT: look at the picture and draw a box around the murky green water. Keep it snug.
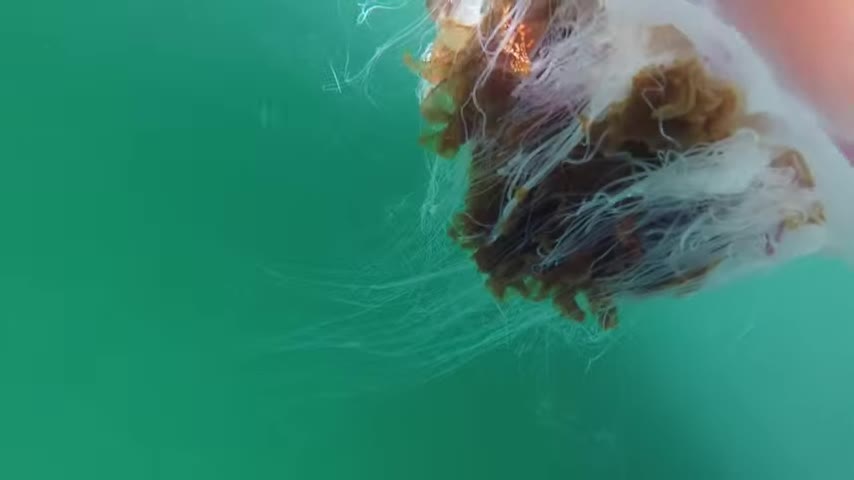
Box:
[2,1,853,479]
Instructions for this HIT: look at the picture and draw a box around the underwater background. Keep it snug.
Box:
[2,0,854,478]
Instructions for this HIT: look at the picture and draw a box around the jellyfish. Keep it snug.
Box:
[406,0,854,329]
[278,0,854,391]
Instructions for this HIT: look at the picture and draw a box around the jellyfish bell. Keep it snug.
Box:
[711,0,854,156]
[408,0,854,328]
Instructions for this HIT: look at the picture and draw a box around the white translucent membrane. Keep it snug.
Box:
[276,0,854,394]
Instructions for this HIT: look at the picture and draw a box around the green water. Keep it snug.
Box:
[2,1,854,478]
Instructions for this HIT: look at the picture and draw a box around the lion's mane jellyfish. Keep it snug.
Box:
[408,0,854,329]
[277,0,854,393]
